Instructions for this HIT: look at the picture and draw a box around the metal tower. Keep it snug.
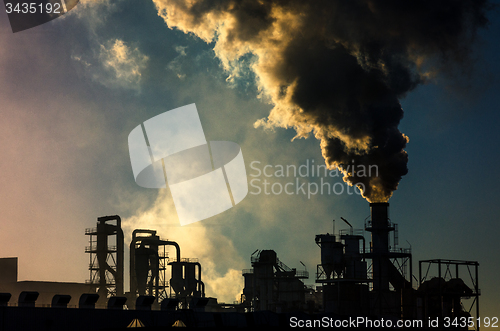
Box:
[365,203,412,315]
[85,215,124,298]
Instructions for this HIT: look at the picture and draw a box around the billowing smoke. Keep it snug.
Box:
[152,0,491,202]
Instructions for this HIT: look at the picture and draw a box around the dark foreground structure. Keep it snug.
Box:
[0,304,282,329]
[0,203,481,330]
[0,305,435,330]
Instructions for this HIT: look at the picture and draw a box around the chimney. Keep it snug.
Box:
[367,202,391,292]
[370,202,389,227]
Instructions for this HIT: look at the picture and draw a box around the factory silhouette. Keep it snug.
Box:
[0,203,480,329]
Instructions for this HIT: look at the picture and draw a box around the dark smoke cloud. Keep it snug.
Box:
[152,0,492,202]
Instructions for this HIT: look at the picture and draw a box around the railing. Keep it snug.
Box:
[276,257,292,273]
[365,220,394,229]
[85,228,98,234]
[168,257,199,263]
[339,229,364,237]
[366,246,411,254]
[242,269,253,275]
[391,247,411,254]
[89,264,116,270]
[85,245,117,252]
[85,279,116,285]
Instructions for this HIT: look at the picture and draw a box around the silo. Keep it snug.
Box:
[315,234,344,279]
[169,261,185,297]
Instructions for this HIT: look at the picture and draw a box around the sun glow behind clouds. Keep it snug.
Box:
[98,39,149,90]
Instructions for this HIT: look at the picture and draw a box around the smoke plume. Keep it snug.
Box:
[152,0,491,202]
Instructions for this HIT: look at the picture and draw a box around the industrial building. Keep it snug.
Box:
[84,215,207,310]
[238,202,479,329]
[0,203,481,329]
[241,249,309,312]
[0,257,92,307]
[313,203,479,325]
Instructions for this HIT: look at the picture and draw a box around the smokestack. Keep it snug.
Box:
[370,202,389,229]
[367,202,391,292]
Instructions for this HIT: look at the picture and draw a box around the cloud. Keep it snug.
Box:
[72,38,149,91]
[151,0,492,202]
[99,39,149,88]
[166,45,188,80]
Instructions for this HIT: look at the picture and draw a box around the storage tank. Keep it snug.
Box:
[169,261,185,297]
[315,234,344,279]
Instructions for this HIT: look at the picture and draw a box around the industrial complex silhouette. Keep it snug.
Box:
[0,203,480,329]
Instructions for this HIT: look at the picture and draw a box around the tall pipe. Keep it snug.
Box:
[195,262,205,297]
[369,202,390,292]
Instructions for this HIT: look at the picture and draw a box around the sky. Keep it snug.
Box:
[0,0,499,322]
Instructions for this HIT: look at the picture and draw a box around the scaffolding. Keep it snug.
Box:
[85,215,124,298]
[419,259,480,330]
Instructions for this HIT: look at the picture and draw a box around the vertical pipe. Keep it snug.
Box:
[129,237,137,297]
[369,202,390,292]
[418,261,421,288]
[438,260,442,319]
[410,255,413,289]
[476,263,480,331]
[96,220,108,298]
[115,216,124,296]
[195,262,204,297]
